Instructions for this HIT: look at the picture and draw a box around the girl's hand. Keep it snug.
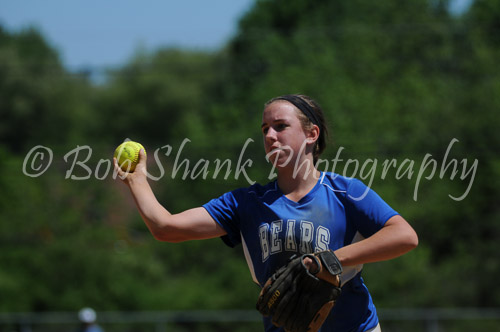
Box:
[114,149,148,185]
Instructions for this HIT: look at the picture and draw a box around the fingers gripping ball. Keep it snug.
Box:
[114,141,146,172]
[256,250,343,332]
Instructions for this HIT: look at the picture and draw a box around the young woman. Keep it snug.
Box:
[114,94,418,332]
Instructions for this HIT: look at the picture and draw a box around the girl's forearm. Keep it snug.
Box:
[126,176,172,237]
[334,215,418,266]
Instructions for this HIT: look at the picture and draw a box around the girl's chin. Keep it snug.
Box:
[267,153,293,168]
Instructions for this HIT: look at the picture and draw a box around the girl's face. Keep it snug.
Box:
[261,101,316,168]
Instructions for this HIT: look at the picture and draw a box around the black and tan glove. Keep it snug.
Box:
[256,250,342,332]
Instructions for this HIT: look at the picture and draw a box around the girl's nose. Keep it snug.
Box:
[265,127,277,141]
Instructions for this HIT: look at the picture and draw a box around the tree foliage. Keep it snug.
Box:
[0,0,499,318]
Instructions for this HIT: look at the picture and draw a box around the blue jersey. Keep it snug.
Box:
[203,172,398,332]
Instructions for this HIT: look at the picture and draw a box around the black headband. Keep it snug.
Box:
[275,95,320,127]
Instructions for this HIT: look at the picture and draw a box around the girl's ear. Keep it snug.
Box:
[306,124,320,144]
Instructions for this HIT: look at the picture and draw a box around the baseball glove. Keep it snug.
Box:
[256,250,342,332]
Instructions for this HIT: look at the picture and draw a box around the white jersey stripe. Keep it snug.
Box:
[241,233,260,285]
[339,231,365,286]
[320,173,347,194]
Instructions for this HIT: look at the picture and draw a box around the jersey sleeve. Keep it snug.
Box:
[345,178,398,238]
[202,189,244,247]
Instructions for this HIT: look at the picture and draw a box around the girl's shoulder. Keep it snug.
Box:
[320,172,362,193]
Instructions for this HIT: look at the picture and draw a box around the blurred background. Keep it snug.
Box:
[0,0,499,331]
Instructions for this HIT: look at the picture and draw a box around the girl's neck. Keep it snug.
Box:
[277,165,321,202]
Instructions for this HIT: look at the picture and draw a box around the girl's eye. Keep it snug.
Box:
[262,123,287,135]
[276,123,287,131]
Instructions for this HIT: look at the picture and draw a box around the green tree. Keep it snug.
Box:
[0,26,95,154]
[2,0,499,317]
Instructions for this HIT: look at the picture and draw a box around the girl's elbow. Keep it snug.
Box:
[405,228,419,251]
[150,225,190,243]
[151,229,186,243]
[146,216,187,242]
[412,232,419,249]
[150,228,167,241]
[394,216,419,251]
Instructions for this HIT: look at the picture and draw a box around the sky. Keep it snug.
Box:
[0,0,474,72]
[0,0,255,71]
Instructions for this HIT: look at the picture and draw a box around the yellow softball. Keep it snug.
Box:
[114,141,146,172]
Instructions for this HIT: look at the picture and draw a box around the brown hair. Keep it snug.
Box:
[265,94,328,164]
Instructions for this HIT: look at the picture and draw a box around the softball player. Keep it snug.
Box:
[115,94,418,332]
